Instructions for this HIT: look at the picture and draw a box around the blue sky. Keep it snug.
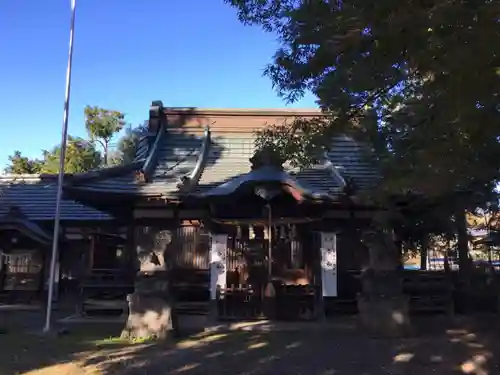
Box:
[0,0,316,170]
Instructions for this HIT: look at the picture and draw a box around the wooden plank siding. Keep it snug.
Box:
[168,225,210,269]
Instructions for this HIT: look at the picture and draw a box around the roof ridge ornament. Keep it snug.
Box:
[250,145,285,171]
[148,100,164,133]
[136,101,168,182]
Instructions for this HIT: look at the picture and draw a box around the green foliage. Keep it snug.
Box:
[112,123,149,165]
[227,0,500,201]
[39,136,101,174]
[4,151,43,174]
[84,106,125,164]
[5,106,138,174]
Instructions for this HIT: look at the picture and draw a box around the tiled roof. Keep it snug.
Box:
[0,175,112,221]
[65,102,379,199]
[196,134,378,195]
[326,135,380,189]
[67,131,208,195]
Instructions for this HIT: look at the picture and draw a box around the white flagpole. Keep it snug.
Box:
[43,0,77,333]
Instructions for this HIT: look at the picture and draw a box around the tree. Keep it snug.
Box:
[5,151,43,174]
[226,0,499,199]
[39,136,101,174]
[84,106,125,166]
[111,123,149,165]
[228,0,498,311]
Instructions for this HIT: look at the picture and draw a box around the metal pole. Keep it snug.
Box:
[43,0,77,333]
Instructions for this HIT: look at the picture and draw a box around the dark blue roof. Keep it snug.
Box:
[64,103,380,201]
[0,175,112,221]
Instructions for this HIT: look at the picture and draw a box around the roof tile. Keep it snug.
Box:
[0,176,112,221]
[65,106,379,198]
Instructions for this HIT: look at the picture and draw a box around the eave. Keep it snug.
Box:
[0,207,54,245]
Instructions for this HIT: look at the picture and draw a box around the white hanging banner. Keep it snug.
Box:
[320,232,338,297]
[209,233,228,300]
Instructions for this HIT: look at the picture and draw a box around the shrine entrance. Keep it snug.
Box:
[197,146,340,321]
[212,218,322,321]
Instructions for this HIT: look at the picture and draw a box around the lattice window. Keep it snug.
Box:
[3,251,41,274]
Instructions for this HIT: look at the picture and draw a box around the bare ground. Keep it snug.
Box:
[1,316,500,375]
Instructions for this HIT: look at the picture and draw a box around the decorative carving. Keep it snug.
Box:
[148,100,164,133]
[250,146,285,170]
[135,227,172,273]
[154,230,172,248]
[134,171,146,183]
[254,186,281,201]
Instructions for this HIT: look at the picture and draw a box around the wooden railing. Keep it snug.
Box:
[403,271,454,315]
[216,285,264,320]
[170,268,209,315]
[275,285,318,320]
[79,269,134,316]
[216,283,320,321]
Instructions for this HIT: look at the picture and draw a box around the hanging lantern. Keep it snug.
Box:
[249,225,255,239]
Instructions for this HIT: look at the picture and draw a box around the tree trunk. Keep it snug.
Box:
[455,206,472,313]
[103,141,108,166]
[420,234,428,270]
[456,207,470,275]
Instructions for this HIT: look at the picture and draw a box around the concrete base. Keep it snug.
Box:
[120,293,175,340]
[357,294,411,337]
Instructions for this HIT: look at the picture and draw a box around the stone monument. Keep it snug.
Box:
[121,227,177,340]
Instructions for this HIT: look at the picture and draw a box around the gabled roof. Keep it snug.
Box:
[64,101,379,202]
[0,175,112,221]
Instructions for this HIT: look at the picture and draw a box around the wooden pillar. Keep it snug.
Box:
[208,233,228,324]
[89,234,95,272]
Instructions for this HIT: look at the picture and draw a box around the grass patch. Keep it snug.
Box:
[0,323,135,375]
[0,324,232,374]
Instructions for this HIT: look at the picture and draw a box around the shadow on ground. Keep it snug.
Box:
[1,316,500,375]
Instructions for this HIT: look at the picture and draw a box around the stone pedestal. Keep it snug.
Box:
[121,271,176,340]
[121,292,174,340]
[357,294,410,337]
[357,270,410,337]
[121,227,177,340]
